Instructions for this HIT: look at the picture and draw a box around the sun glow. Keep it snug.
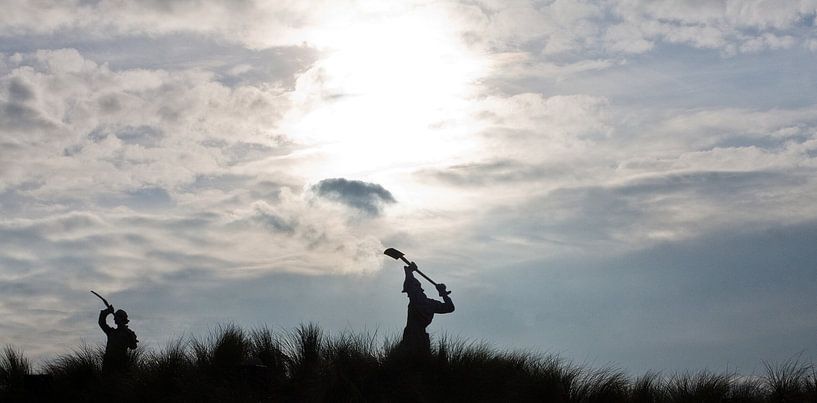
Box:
[282,6,487,182]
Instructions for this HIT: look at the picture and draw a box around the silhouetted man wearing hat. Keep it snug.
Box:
[98,306,138,374]
[400,262,454,357]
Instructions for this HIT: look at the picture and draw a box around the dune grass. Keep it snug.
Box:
[1,324,815,402]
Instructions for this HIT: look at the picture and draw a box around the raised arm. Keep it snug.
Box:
[98,307,113,334]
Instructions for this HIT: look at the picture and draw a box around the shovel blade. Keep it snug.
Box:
[383,248,404,260]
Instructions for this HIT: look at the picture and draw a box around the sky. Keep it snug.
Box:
[1,0,817,374]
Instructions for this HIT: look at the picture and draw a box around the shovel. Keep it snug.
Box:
[383,248,438,286]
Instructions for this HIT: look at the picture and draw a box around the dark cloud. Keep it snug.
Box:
[97,93,122,113]
[8,77,34,101]
[0,77,56,133]
[312,178,396,216]
[0,98,54,132]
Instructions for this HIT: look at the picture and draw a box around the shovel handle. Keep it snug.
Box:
[399,256,438,286]
[91,290,113,310]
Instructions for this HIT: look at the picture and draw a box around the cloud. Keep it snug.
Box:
[0,0,328,49]
[2,0,817,373]
[456,166,817,260]
[312,178,396,216]
[3,0,813,59]
[458,0,817,61]
[87,125,165,147]
[420,160,554,187]
[411,93,817,257]
[97,186,174,210]
[605,0,817,55]
[0,48,298,198]
[469,93,613,169]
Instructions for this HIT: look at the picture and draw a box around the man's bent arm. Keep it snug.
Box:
[437,294,455,314]
[429,295,454,314]
[98,310,113,334]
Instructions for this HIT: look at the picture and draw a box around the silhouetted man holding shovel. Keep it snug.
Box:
[95,292,138,374]
[400,262,455,356]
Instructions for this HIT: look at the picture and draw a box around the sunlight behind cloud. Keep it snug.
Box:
[282,6,487,181]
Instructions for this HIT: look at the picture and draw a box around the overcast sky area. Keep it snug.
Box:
[2,0,817,374]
